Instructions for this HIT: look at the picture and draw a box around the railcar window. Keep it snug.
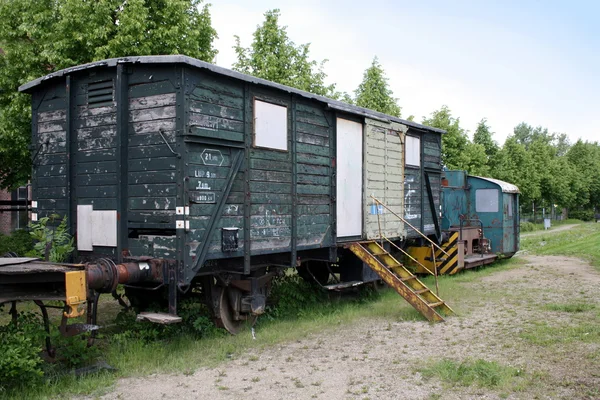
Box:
[476,189,499,212]
[507,196,513,217]
[254,99,288,151]
[406,135,420,166]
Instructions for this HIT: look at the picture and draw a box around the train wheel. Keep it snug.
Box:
[297,261,330,286]
[215,285,256,335]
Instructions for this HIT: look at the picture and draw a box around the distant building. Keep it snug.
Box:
[0,187,29,235]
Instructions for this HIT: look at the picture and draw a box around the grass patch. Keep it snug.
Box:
[520,222,600,269]
[419,358,525,389]
[520,219,582,233]
[520,321,600,346]
[544,303,595,313]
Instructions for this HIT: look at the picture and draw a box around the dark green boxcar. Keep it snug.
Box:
[19,56,445,331]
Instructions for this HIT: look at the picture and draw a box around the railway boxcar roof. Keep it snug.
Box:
[473,176,520,193]
[18,55,445,135]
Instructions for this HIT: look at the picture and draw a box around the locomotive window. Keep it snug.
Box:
[254,99,288,151]
[507,197,513,217]
[406,136,420,166]
[476,189,499,213]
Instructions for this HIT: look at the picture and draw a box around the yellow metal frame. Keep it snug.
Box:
[64,270,87,318]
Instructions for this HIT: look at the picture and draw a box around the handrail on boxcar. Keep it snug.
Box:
[370,195,450,258]
[376,233,434,275]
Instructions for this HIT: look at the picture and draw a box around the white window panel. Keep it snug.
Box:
[254,100,287,151]
[336,118,363,237]
[476,189,499,213]
[406,136,420,166]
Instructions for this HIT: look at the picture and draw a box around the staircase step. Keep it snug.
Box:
[323,281,363,291]
[137,312,182,324]
[348,241,453,323]
[428,301,445,308]
[368,247,387,255]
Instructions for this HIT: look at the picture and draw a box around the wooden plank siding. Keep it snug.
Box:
[180,70,334,262]
[364,119,406,240]
[404,130,442,238]
[74,76,118,213]
[32,81,68,221]
[294,101,332,248]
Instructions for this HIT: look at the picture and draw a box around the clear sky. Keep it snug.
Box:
[209,0,599,145]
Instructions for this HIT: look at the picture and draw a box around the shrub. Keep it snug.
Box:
[568,209,594,222]
[28,214,74,262]
[266,273,327,319]
[0,312,46,391]
[0,229,34,256]
[519,221,537,232]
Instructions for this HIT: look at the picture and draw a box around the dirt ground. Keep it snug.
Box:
[86,255,600,400]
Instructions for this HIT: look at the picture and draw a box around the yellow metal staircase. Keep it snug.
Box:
[348,241,454,322]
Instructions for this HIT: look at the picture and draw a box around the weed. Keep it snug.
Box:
[544,303,595,313]
[251,377,260,383]
[520,321,600,346]
[419,358,524,389]
[292,377,304,388]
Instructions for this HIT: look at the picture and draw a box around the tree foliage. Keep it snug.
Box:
[422,106,469,170]
[354,57,401,117]
[0,0,218,189]
[473,118,498,160]
[233,9,335,97]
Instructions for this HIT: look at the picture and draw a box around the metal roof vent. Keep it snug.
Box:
[87,79,114,108]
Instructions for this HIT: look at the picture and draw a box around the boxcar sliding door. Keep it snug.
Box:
[336,118,363,238]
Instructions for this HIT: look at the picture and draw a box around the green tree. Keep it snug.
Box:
[354,57,401,117]
[513,122,553,149]
[567,140,600,210]
[492,136,540,206]
[463,142,490,176]
[233,9,335,97]
[422,106,470,170]
[473,118,498,159]
[0,0,218,189]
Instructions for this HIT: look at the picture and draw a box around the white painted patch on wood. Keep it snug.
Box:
[336,118,363,238]
[254,100,287,151]
[91,210,118,247]
[77,205,118,249]
[77,205,94,251]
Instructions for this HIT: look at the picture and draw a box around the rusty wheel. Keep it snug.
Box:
[215,286,256,335]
